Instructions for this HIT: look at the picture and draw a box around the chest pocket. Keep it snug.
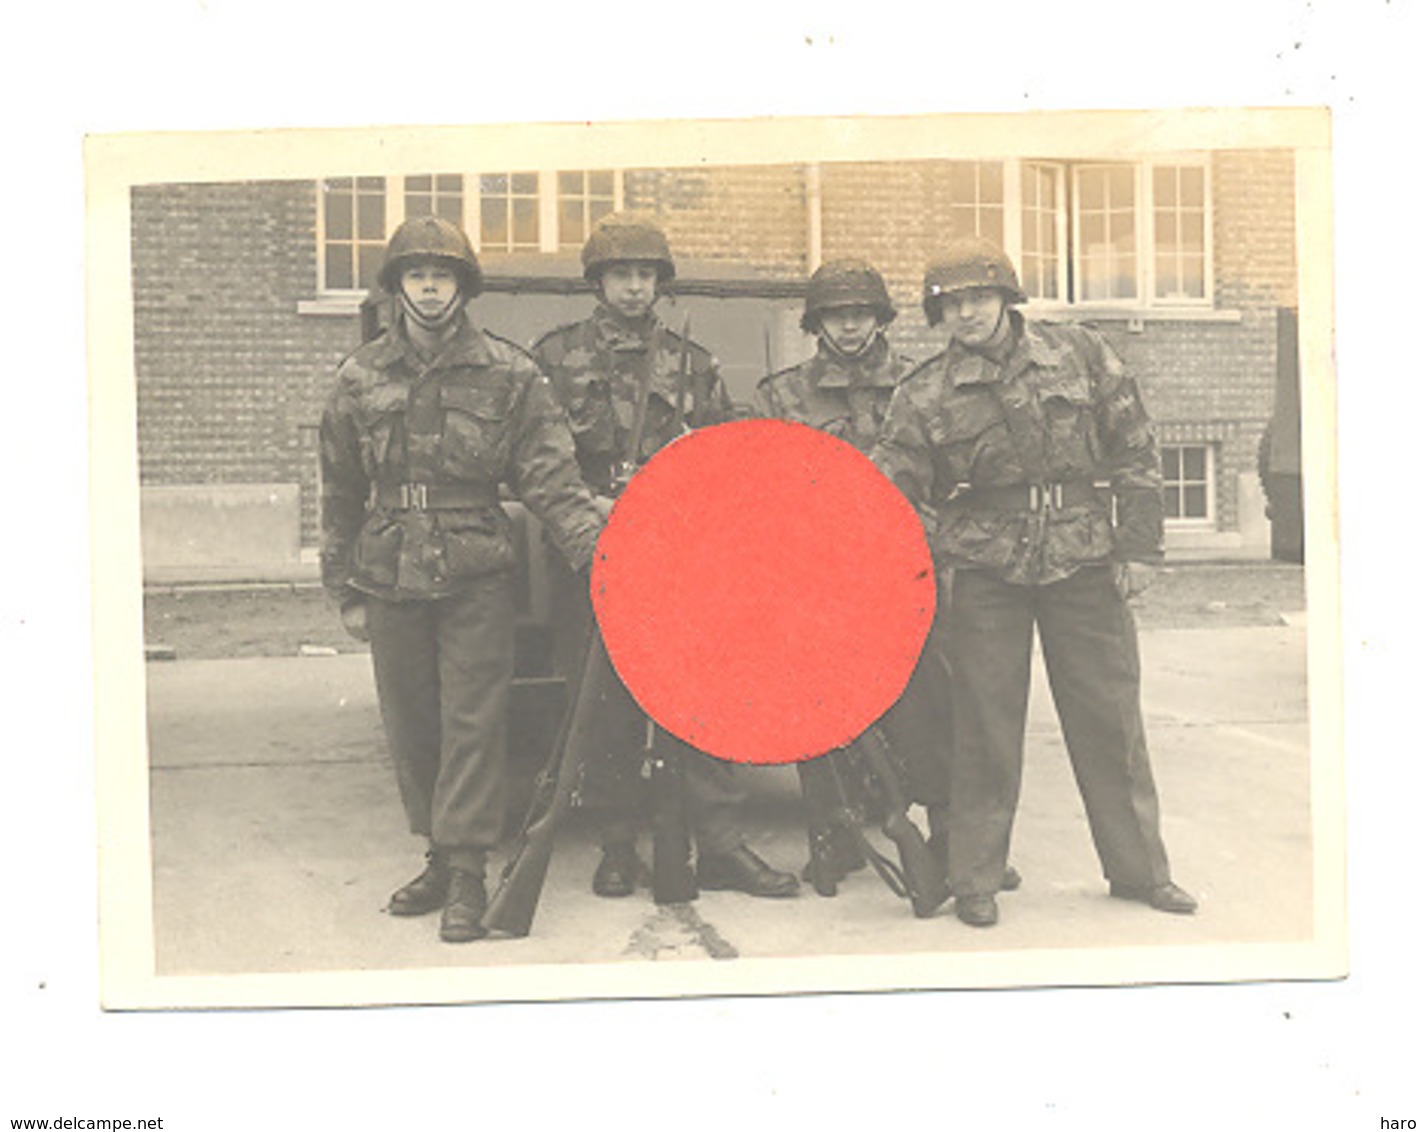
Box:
[438,384,510,480]
[561,370,617,452]
[356,383,409,478]
[928,394,1007,481]
[1037,373,1101,472]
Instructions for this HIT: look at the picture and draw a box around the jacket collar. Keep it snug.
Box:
[370,308,493,372]
[809,334,896,390]
[943,312,1057,387]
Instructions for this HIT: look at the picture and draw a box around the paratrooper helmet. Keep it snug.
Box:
[800,259,897,333]
[922,236,1027,325]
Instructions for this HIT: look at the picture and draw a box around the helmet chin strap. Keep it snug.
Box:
[399,287,464,331]
[818,325,881,360]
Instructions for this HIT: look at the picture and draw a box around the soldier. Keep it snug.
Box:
[872,236,1197,928]
[756,259,1019,899]
[532,214,799,901]
[320,216,606,943]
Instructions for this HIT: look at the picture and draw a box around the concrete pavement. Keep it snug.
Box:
[144,620,1314,980]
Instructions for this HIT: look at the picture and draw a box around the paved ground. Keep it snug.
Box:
[143,606,1315,985]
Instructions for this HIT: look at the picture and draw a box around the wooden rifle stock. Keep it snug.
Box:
[481,629,609,937]
[852,727,952,919]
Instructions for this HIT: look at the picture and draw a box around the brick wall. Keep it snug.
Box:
[131,181,363,540]
[624,164,810,277]
[130,150,1297,548]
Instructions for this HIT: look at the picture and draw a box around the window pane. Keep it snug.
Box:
[1181,255,1205,297]
[1183,485,1208,517]
[325,245,352,291]
[1162,447,1181,478]
[1183,446,1206,480]
[511,172,538,195]
[436,195,463,224]
[357,176,383,191]
[1079,168,1105,209]
[1081,213,1105,248]
[559,198,584,246]
[405,195,433,218]
[1155,254,1176,298]
[512,198,539,246]
[326,176,353,192]
[1180,167,1204,207]
[588,170,614,196]
[1109,165,1135,205]
[1154,208,1177,248]
[358,245,384,290]
[978,206,1003,245]
[1164,489,1182,519]
[1181,209,1204,250]
[480,198,508,247]
[436,173,462,193]
[981,161,1003,200]
[1153,166,1176,205]
[481,174,508,194]
[558,170,583,195]
[589,198,614,227]
[1111,263,1135,299]
[949,207,977,240]
[405,175,432,192]
[1110,210,1134,250]
[357,192,385,239]
[324,189,353,240]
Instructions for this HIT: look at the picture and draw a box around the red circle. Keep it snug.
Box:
[590,418,936,765]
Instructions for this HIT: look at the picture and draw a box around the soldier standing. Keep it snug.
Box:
[532,214,800,901]
[320,217,605,943]
[756,259,1019,898]
[873,236,1196,928]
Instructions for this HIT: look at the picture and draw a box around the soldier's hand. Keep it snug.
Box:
[1113,561,1158,601]
[340,597,370,642]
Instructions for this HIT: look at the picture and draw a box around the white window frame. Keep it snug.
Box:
[316,170,625,295]
[1161,442,1217,528]
[1002,156,1213,312]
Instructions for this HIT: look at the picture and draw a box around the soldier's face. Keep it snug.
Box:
[943,287,1008,348]
[599,262,661,319]
[400,262,461,324]
[818,305,880,354]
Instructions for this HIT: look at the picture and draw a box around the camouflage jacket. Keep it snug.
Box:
[319,312,604,603]
[753,335,916,454]
[531,304,735,495]
[872,313,1164,586]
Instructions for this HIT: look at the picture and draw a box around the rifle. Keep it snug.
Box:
[481,628,610,937]
[797,755,866,897]
[850,725,952,919]
[647,723,697,903]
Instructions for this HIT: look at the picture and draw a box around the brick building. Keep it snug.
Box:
[130,145,1298,580]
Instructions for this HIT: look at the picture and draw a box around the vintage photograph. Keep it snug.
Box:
[87,108,1341,1009]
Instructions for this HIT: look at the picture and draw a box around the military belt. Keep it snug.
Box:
[373,482,498,512]
[954,481,1109,512]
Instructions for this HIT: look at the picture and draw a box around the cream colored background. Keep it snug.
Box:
[9,0,1420,1126]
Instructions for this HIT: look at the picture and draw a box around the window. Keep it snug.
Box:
[994,158,1212,307]
[479,173,540,252]
[1153,166,1207,301]
[1162,444,1214,523]
[1074,164,1138,301]
[557,170,617,249]
[404,174,464,224]
[939,161,1004,245]
[318,170,623,292]
[321,177,388,292]
[1020,163,1064,301]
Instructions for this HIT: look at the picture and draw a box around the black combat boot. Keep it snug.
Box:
[439,867,489,943]
[387,849,450,917]
[592,841,651,898]
[697,845,800,898]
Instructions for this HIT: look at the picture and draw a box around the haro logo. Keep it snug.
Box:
[1381,1120,1417,1130]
